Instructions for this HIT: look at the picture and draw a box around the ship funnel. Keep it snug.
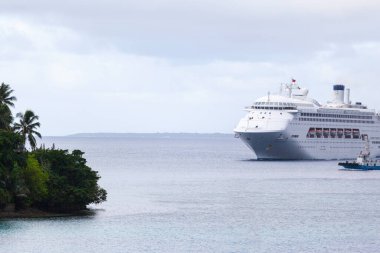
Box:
[345,88,351,104]
[333,84,345,104]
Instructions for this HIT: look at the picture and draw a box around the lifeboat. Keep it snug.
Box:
[337,129,344,138]
[353,129,360,139]
[345,129,352,138]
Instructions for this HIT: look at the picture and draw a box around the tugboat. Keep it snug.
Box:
[338,135,380,170]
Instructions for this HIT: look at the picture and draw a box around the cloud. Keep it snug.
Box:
[2,0,380,60]
[0,3,380,134]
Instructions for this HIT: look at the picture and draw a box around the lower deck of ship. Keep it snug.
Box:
[237,131,380,160]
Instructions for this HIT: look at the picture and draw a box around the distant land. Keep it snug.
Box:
[63,133,234,138]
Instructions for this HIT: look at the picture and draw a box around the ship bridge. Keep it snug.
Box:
[249,95,318,111]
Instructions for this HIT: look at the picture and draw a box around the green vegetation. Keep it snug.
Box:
[0,82,107,213]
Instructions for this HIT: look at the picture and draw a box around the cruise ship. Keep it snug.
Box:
[234,80,380,160]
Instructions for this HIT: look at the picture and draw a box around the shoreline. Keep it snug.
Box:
[0,208,94,219]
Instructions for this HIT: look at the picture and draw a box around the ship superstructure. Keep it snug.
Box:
[234,80,380,160]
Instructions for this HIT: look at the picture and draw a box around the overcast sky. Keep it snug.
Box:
[1,0,380,135]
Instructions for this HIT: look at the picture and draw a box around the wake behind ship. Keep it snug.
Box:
[234,80,380,160]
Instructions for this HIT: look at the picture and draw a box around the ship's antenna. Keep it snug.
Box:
[267,91,270,102]
[285,83,291,98]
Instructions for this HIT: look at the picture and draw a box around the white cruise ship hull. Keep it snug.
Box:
[237,131,310,160]
[236,131,372,160]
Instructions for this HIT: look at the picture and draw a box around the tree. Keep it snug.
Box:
[11,154,48,209]
[14,110,42,150]
[0,82,17,108]
[0,130,26,208]
[0,82,108,212]
[24,155,48,201]
[0,83,16,130]
[0,104,13,130]
[33,148,107,212]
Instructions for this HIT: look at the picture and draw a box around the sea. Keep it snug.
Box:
[1,134,380,253]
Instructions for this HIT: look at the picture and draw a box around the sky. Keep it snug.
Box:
[1,0,380,135]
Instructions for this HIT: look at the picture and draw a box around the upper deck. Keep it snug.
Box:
[246,82,377,116]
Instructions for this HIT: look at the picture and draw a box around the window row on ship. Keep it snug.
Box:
[298,117,374,124]
[300,112,372,119]
[252,106,296,110]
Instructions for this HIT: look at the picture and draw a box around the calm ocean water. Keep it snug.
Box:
[1,134,380,253]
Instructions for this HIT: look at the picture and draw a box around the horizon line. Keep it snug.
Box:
[43,132,235,137]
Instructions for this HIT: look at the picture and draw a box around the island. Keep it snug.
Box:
[0,82,107,218]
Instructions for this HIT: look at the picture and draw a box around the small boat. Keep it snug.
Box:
[339,135,380,170]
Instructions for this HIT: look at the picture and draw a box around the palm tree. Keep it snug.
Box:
[0,83,16,129]
[13,110,42,150]
[0,83,17,108]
